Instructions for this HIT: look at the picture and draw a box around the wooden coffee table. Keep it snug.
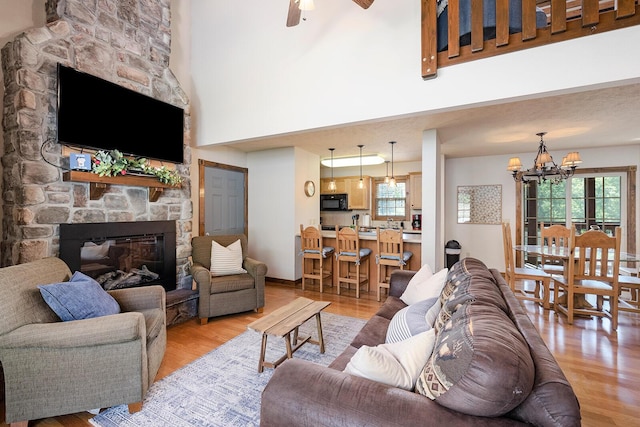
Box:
[247,297,331,372]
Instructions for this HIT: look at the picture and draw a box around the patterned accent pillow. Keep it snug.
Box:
[415,304,535,417]
[210,239,247,276]
[385,297,437,343]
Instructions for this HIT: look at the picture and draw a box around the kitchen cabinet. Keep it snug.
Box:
[409,172,422,209]
[321,176,370,210]
[320,178,347,194]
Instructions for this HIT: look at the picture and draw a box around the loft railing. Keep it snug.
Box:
[421,0,640,79]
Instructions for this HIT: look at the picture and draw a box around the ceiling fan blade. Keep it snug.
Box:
[286,0,302,27]
[352,0,374,9]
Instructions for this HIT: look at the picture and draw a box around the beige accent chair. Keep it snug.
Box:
[0,257,166,426]
[191,235,267,325]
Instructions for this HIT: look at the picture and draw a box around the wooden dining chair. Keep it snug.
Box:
[502,222,551,309]
[539,223,571,275]
[375,228,413,301]
[553,227,621,330]
[336,226,372,298]
[618,274,640,314]
[300,224,334,293]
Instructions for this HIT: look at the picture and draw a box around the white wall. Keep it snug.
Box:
[190,0,640,147]
[445,145,640,272]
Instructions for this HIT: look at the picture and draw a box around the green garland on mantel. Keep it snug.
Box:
[91,150,182,186]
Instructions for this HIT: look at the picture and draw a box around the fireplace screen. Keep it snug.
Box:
[59,221,177,292]
[80,235,164,290]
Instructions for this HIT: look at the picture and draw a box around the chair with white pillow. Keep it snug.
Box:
[191,235,268,325]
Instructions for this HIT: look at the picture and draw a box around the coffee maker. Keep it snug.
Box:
[412,214,422,230]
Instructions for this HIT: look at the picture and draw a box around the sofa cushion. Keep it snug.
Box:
[210,239,247,276]
[400,266,448,305]
[349,315,391,349]
[415,303,535,417]
[375,296,407,321]
[38,272,121,321]
[434,257,507,333]
[345,329,436,390]
[209,273,255,294]
[385,297,436,343]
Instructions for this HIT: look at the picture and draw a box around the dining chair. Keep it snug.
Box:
[375,228,413,301]
[300,224,334,293]
[618,274,640,314]
[539,223,571,275]
[336,226,372,298]
[502,222,551,309]
[553,227,621,330]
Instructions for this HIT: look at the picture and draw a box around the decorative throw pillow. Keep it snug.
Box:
[38,273,121,321]
[344,329,437,391]
[386,297,437,343]
[210,239,247,276]
[400,267,448,305]
[425,298,441,327]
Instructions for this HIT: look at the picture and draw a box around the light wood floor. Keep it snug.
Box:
[1,280,639,427]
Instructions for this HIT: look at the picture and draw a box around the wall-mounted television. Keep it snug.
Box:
[56,63,184,164]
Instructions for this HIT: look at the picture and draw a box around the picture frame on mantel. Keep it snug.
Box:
[457,184,502,224]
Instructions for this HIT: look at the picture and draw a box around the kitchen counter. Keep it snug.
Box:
[321,230,421,243]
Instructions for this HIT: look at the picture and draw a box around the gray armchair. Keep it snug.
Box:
[191,235,267,325]
[0,257,166,426]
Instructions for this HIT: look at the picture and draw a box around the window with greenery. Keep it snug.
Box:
[523,175,622,250]
[373,177,408,221]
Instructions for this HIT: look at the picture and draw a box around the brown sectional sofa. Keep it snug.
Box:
[261,257,581,426]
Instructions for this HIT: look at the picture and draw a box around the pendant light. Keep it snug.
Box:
[358,144,364,189]
[384,161,390,183]
[328,148,337,192]
[388,141,397,187]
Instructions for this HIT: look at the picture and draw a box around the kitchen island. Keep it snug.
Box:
[318,229,421,297]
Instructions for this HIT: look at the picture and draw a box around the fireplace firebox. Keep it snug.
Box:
[59,221,177,291]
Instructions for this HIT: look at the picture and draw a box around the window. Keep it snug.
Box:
[522,173,625,264]
[373,177,408,221]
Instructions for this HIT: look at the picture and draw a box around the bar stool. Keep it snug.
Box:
[300,224,334,293]
[335,226,371,298]
[376,227,413,301]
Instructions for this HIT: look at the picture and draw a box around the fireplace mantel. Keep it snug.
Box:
[63,171,180,202]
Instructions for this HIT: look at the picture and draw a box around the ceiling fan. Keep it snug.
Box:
[286,0,374,27]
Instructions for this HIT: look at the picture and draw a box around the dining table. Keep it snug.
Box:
[514,245,640,311]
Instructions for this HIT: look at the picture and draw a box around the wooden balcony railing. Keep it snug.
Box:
[421,0,640,79]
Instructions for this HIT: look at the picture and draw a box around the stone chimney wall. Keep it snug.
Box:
[1,0,192,282]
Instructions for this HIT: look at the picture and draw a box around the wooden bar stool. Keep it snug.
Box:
[335,226,371,298]
[300,224,334,293]
[376,227,413,301]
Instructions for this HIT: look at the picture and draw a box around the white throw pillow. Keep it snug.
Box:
[344,329,436,390]
[210,239,247,276]
[400,267,448,305]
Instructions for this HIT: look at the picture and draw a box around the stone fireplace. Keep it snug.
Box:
[0,0,193,299]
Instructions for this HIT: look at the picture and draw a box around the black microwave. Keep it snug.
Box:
[320,193,350,211]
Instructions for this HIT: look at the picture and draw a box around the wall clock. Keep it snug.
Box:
[304,180,316,197]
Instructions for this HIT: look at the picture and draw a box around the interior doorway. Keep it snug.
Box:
[198,160,248,236]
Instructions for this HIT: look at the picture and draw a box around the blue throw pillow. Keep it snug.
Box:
[38,272,121,321]
[386,297,437,343]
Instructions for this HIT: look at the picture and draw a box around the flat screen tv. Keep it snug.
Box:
[56,63,184,164]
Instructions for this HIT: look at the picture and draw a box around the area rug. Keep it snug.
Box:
[90,312,366,427]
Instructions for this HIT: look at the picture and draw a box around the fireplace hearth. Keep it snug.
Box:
[59,221,177,292]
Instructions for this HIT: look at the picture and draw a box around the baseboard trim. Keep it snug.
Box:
[266,277,299,287]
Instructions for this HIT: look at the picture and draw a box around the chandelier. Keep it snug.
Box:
[507,132,582,184]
